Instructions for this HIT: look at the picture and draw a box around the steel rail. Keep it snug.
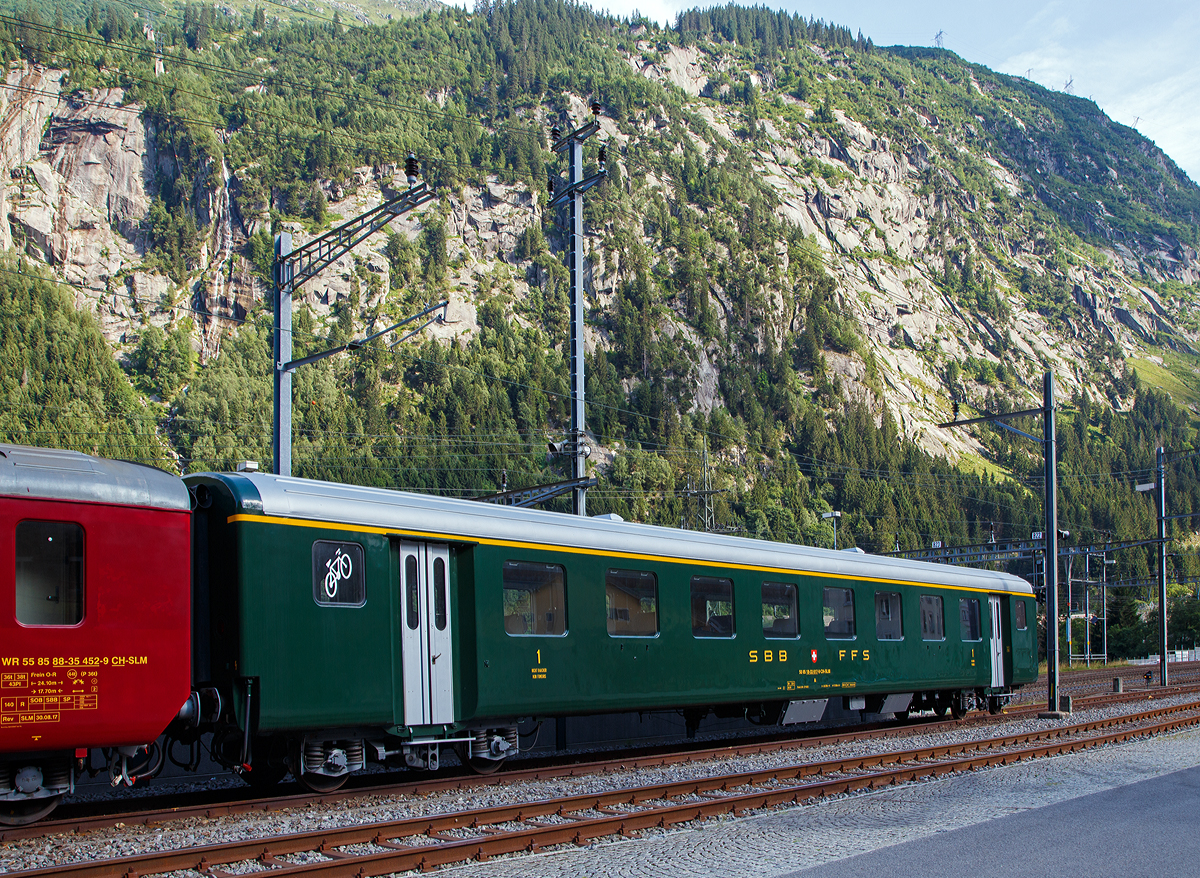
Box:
[9,701,1200,878]
[8,681,1200,844]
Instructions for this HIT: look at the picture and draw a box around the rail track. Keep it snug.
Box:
[7,697,1200,878]
[1011,660,1200,701]
[5,679,1199,847]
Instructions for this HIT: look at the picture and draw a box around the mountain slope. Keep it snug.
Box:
[1,2,1200,644]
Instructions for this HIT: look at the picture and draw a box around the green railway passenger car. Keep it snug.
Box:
[185,471,1037,789]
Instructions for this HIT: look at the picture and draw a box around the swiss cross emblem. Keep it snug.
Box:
[811,649,818,663]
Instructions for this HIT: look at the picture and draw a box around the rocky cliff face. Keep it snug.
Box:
[0,64,536,361]
[623,43,1198,450]
[1,53,1195,455]
[1,67,170,344]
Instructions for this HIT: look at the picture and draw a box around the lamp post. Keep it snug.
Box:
[822,510,842,550]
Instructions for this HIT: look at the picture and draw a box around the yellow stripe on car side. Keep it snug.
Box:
[226,513,1025,595]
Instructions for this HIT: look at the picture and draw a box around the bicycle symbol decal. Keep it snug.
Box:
[324,548,353,599]
[312,541,365,606]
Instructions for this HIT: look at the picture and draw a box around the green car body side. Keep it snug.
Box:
[186,472,1036,746]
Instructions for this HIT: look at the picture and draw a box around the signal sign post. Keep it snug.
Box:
[271,157,436,476]
[1157,447,1168,685]
[940,371,1066,716]
[1043,374,1061,714]
[549,104,606,516]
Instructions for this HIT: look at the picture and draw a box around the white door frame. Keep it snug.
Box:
[988,594,1005,688]
[400,541,454,726]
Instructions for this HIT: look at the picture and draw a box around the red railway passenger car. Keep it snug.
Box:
[0,445,192,824]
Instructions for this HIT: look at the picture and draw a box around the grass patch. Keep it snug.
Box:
[1130,352,1200,417]
[958,448,1022,486]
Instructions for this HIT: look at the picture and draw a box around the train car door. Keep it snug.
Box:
[988,594,1005,688]
[399,542,454,726]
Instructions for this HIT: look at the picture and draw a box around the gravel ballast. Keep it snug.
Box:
[2,697,1198,875]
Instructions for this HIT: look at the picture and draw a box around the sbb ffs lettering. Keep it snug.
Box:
[837,649,870,661]
[748,650,787,663]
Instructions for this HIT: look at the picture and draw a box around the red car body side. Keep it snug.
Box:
[0,496,191,755]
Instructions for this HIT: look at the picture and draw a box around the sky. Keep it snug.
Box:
[590,0,1200,184]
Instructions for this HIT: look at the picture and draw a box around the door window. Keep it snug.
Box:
[16,521,84,626]
[405,554,420,630]
[433,557,447,631]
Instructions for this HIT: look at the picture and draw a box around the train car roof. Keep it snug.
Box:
[194,471,1033,596]
[0,444,191,511]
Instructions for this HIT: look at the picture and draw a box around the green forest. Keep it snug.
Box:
[0,0,1199,661]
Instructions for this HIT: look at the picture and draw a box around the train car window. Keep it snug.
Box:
[762,582,798,639]
[433,557,447,631]
[920,595,945,641]
[691,576,735,638]
[405,555,420,630]
[15,520,84,626]
[959,598,982,641]
[313,540,366,607]
[606,569,658,637]
[822,587,856,639]
[875,591,903,641]
[1015,599,1027,631]
[503,561,567,636]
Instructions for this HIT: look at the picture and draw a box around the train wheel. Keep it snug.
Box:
[297,771,348,793]
[950,697,967,720]
[988,697,1003,715]
[466,757,504,775]
[931,695,951,717]
[0,795,61,826]
[454,744,504,775]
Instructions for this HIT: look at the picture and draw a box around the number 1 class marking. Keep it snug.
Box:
[537,649,541,664]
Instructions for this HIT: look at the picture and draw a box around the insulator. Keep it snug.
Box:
[405,153,419,187]
[591,100,601,116]
[548,177,555,197]
[551,124,561,141]
[598,144,607,171]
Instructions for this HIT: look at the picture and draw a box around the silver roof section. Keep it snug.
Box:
[0,445,190,511]
[231,472,1032,595]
